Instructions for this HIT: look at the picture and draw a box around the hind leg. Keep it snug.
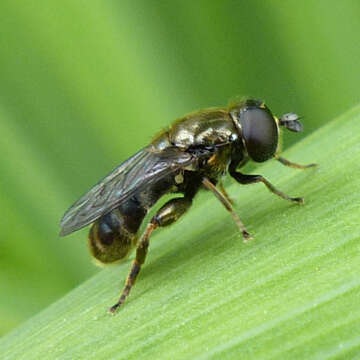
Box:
[109,197,192,313]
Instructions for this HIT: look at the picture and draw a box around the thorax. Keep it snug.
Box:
[152,108,238,151]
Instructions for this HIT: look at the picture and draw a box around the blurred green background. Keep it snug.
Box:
[1,0,360,336]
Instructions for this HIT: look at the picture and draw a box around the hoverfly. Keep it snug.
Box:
[60,98,316,313]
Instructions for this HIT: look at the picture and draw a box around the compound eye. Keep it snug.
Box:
[239,107,278,162]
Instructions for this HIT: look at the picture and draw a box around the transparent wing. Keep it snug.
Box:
[59,146,195,236]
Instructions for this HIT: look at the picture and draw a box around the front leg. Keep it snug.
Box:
[229,171,303,204]
[276,156,317,169]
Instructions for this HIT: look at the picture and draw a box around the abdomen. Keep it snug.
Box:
[88,174,176,264]
[88,197,147,264]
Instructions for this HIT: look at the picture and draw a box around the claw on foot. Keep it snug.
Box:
[108,304,121,314]
[292,197,304,204]
[242,230,253,243]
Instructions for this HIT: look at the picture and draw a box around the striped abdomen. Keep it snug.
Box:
[88,197,147,264]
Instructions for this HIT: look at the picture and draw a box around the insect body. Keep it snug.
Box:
[60,98,316,313]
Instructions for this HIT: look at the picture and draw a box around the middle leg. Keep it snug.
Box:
[218,180,234,205]
[202,177,251,241]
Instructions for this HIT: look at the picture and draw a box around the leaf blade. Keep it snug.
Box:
[1,105,360,359]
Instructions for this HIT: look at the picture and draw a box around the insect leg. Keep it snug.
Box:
[275,156,317,169]
[218,181,234,205]
[230,171,304,204]
[109,197,192,313]
[202,178,251,241]
[109,222,156,313]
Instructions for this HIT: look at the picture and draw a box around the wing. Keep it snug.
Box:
[59,146,196,236]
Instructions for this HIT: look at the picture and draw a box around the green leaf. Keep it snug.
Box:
[2,0,360,335]
[1,105,360,359]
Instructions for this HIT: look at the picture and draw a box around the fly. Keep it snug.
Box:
[60,98,317,313]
